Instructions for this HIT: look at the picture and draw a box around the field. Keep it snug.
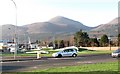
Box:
[32,62,118,73]
[2,47,120,74]
[6,62,119,74]
[2,48,114,57]
[2,47,115,57]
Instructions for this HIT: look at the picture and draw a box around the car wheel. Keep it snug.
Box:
[72,54,77,57]
[58,54,62,58]
[118,54,120,57]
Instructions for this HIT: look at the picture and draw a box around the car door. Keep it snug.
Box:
[62,49,69,56]
[67,49,74,56]
[118,50,120,57]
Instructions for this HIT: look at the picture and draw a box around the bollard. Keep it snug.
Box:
[37,51,41,59]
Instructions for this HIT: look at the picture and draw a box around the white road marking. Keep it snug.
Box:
[48,57,83,60]
[77,61,93,64]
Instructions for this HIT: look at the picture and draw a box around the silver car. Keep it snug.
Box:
[111,49,120,58]
[52,48,77,58]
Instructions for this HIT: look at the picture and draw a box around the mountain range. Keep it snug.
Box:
[89,17,118,38]
[1,16,118,42]
[24,16,93,34]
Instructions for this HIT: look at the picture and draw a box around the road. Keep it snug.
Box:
[1,54,117,72]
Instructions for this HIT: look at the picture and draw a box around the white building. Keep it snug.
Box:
[29,43,41,50]
[0,40,7,49]
[30,43,38,49]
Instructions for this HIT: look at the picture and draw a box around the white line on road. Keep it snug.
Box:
[77,61,94,64]
[48,57,84,60]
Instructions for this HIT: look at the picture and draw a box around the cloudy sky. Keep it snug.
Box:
[0,0,119,27]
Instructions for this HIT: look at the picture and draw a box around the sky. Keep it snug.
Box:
[0,0,119,27]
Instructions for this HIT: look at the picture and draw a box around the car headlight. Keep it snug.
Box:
[112,53,118,56]
[52,53,58,57]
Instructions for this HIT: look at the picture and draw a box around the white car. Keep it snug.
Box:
[8,46,16,53]
[52,48,77,58]
[111,49,120,58]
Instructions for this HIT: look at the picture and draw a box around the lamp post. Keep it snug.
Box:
[109,37,111,51]
[11,0,17,59]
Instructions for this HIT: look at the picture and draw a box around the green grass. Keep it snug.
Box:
[2,53,36,57]
[41,48,52,51]
[77,50,113,55]
[2,48,113,57]
[41,47,113,57]
[3,62,119,74]
[32,62,118,73]
[41,50,113,57]
[2,50,112,57]
[40,51,56,57]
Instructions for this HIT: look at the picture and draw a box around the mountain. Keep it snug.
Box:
[24,16,93,34]
[25,22,80,34]
[89,17,118,37]
[1,24,26,36]
[49,16,93,31]
[2,16,119,42]
[1,16,93,42]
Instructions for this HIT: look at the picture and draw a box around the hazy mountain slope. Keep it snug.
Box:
[90,17,118,37]
[49,16,93,31]
[1,16,95,42]
[1,24,27,40]
[24,22,79,34]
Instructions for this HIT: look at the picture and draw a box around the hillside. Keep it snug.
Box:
[1,24,27,41]
[49,16,93,31]
[24,16,93,34]
[2,16,119,42]
[2,16,93,42]
[89,17,118,37]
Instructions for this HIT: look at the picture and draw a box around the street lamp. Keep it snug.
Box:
[11,0,17,59]
[108,37,111,51]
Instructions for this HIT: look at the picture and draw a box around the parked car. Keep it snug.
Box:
[52,48,77,58]
[111,48,120,58]
[8,46,15,53]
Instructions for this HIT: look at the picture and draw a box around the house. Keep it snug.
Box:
[30,43,38,49]
[28,43,41,50]
[0,43,4,49]
[7,42,15,47]
[0,40,7,49]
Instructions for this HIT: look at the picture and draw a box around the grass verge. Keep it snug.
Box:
[3,62,119,74]
[77,50,113,55]
[2,48,113,57]
[32,62,118,72]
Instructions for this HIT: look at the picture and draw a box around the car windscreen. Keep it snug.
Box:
[113,49,120,53]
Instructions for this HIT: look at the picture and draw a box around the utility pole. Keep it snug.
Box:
[11,0,17,59]
[109,37,111,51]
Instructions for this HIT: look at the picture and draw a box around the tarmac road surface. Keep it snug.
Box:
[1,54,118,72]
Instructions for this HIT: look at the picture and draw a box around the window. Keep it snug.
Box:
[63,49,69,52]
[68,49,74,52]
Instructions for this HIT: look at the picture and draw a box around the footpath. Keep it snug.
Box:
[1,52,45,62]
[1,56,40,62]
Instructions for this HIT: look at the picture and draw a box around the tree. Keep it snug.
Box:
[66,41,70,47]
[59,40,65,48]
[74,30,89,47]
[89,38,99,47]
[36,40,41,44]
[48,42,53,47]
[100,34,109,46]
[54,40,59,49]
